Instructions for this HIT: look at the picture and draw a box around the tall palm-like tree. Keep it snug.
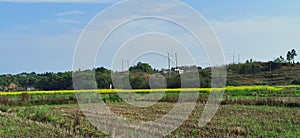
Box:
[291,49,297,64]
[287,51,292,64]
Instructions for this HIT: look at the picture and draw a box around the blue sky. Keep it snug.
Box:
[0,0,300,74]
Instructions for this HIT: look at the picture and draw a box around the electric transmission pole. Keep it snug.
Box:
[122,60,124,72]
[233,54,235,64]
[175,53,178,69]
[127,60,129,71]
[168,53,171,77]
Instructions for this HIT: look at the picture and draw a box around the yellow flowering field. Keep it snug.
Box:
[0,85,299,96]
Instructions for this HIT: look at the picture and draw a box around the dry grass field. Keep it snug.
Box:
[0,86,299,137]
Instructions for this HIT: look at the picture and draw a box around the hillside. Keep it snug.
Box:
[227,64,300,86]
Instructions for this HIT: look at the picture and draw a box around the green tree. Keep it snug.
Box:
[129,62,154,73]
[274,56,285,63]
[291,49,297,64]
[130,76,149,89]
[287,51,292,63]
[166,76,181,88]
[95,67,112,89]
[73,70,97,90]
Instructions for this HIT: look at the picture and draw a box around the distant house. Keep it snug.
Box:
[175,68,184,75]
[26,87,35,91]
[162,69,168,74]
[8,83,18,91]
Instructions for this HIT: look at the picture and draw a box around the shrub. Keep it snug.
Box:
[291,79,300,85]
[0,106,10,112]
[20,105,51,122]
[46,115,58,122]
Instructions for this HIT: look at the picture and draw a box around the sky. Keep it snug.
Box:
[0,0,300,74]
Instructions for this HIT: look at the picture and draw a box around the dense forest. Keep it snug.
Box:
[0,49,299,91]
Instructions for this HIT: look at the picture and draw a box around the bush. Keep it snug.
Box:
[291,79,300,85]
[20,105,51,122]
[107,93,123,102]
[46,115,58,122]
[0,106,10,112]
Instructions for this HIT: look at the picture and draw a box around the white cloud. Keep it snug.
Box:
[56,10,86,16]
[0,0,120,3]
[41,19,83,24]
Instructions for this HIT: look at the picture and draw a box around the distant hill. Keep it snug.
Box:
[227,63,300,86]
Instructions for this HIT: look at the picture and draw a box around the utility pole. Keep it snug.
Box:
[175,53,178,69]
[238,55,240,64]
[233,54,235,64]
[122,60,124,72]
[168,53,171,77]
[127,60,129,71]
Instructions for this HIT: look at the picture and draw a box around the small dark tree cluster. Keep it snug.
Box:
[287,49,298,64]
[129,62,154,73]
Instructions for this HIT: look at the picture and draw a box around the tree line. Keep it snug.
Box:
[0,63,212,91]
[0,49,298,91]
